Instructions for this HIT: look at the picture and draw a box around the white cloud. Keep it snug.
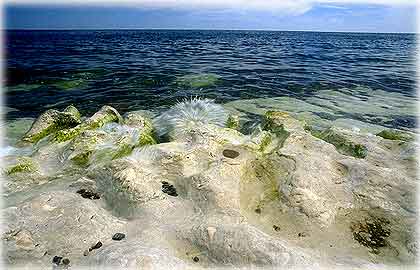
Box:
[5,0,416,15]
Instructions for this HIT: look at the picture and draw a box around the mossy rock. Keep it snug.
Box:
[22,105,82,143]
[311,127,367,158]
[376,129,413,142]
[6,157,37,175]
[226,115,240,130]
[53,105,122,143]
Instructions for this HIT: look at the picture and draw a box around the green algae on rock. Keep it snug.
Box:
[5,157,38,175]
[226,115,240,130]
[308,127,368,158]
[262,111,291,148]
[53,105,122,143]
[376,129,413,142]
[22,105,82,143]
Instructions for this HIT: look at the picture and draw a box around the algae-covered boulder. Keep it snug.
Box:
[376,129,413,142]
[22,105,81,143]
[53,105,123,143]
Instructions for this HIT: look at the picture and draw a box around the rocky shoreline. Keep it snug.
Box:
[2,98,417,268]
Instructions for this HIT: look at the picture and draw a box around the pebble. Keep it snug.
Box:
[89,241,102,251]
[193,256,199,262]
[83,250,89,256]
[298,232,308,237]
[62,258,70,265]
[52,256,62,265]
[273,225,280,232]
[222,149,240,159]
[112,233,126,241]
[161,182,178,196]
[76,189,100,200]
[255,208,261,214]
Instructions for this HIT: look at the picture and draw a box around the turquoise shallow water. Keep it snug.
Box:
[5,30,417,131]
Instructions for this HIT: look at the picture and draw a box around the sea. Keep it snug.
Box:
[4,30,417,132]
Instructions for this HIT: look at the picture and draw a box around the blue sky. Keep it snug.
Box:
[5,2,417,33]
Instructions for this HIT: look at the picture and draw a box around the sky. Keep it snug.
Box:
[4,1,418,32]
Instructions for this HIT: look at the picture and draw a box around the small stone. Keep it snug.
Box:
[161,182,178,197]
[62,258,70,265]
[298,232,308,237]
[83,250,89,256]
[76,189,100,200]
[112,233,126,241]
[52,256,63,265]
[255,208,261,214]
[89,241,102,251]
[192,256,199,262]
[273,225,280,232]
[222,149,240,159]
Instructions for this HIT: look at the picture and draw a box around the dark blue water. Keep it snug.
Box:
[5,30,417,121]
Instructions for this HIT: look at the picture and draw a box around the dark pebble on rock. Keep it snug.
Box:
[222,149,240,159]
[161,182,178,196]
[255,208,261,214]
[273,225,280,231]
[62,258,70,265]
[112,233,126,241]
[89,241,102,251]
[193,256,199,262]
[52,256,63,265]
[298,232,308,237]
[76,189,100,200]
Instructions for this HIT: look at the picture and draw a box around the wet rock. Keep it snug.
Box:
[76,189,100,200]
[112,233,125,241]
[222,149,239,159]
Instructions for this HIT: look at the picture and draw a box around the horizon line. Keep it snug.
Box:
[4,28,417,34]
